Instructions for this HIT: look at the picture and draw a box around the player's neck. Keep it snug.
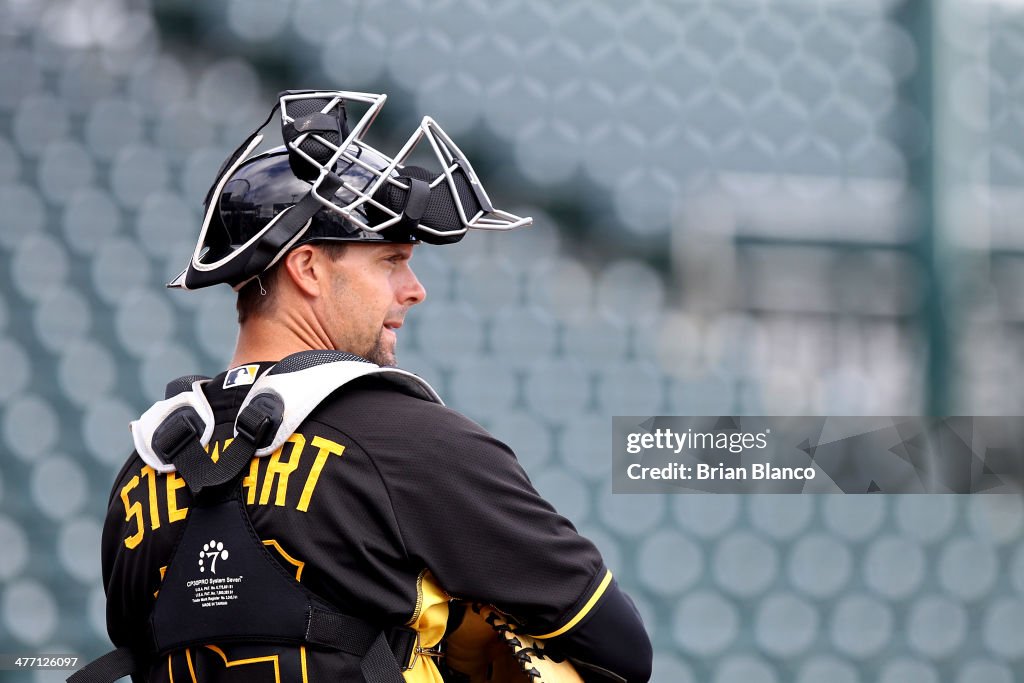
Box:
[229,310,334,369]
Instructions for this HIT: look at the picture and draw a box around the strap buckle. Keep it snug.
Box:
[415,643,445,662]
[152,407,204,467]
[388,627,419,672]
[389,627,443,671]
[235,394,284,448]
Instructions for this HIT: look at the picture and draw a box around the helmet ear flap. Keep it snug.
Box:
[281,97,350,182]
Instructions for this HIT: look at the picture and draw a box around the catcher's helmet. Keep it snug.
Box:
[169,90,531,291]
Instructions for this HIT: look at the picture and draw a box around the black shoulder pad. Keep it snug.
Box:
[165,375,211,399]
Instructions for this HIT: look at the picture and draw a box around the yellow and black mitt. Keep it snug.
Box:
[442,603,583,683]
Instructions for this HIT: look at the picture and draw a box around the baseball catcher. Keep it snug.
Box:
[73,90,652,683]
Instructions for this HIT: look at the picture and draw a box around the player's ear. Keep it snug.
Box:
[281,245,325,298]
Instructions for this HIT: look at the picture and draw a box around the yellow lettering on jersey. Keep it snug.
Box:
[297,436,345,513]
[242,456,261,506]
[259,434,305,507]
[121,475,144,549]
[166,472,188,523]
[141,465,161,531]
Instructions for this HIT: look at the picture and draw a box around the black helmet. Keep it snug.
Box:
[169,90,531,290]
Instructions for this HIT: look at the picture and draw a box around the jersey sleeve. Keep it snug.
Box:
[101,454,163,653]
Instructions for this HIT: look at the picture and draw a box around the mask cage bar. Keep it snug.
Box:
[281,93,531,237]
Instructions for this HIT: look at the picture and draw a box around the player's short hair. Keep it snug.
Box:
[236,241,349,324]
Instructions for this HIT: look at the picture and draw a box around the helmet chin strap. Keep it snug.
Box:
[237,173,345,290]
[391,176,431,235]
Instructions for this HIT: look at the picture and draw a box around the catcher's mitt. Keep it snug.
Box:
[442,603,583,683]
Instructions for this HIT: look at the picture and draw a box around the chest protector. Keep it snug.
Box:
[71,351,443,683]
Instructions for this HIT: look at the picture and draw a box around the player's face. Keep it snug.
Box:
[322,243,426,366]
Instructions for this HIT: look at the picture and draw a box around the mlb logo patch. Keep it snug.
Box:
[224,364,260,389]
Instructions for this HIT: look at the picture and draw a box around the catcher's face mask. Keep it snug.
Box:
[170,90,531,290]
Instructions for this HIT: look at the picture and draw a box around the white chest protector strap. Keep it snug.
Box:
[242,352,442,457]
[131,351,442,475]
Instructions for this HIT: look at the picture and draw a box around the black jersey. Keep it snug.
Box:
[101,364,612,682]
